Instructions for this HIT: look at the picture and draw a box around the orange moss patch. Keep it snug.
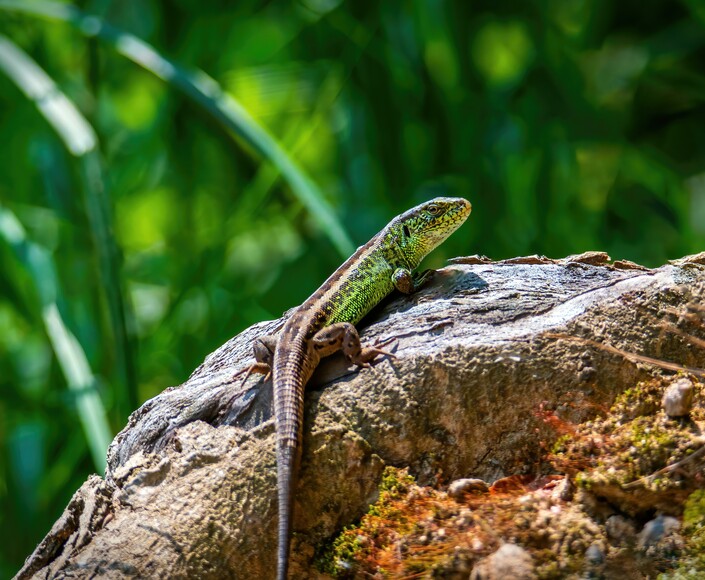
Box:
[318,375,705,578]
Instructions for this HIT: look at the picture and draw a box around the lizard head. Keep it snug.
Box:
[392,197,472,267]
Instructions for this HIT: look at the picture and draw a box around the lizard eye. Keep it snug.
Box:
[427,203,442,215]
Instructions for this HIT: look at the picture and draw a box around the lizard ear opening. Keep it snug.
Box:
[403,224,411,238]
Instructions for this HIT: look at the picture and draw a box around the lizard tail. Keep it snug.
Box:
[273,341,307,580]
[276,442,297,580]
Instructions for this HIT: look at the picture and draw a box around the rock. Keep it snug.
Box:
[585,541,605,564]
[448,478,490,499]
[662,378,694,417]
[471,537,484,552]
[470,543,536,580]
[605,514,637,543]
[550,476,574,502]
[637,514,681,548]
[18,263,705,579]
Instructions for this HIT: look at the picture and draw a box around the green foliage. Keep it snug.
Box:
[377,466,415,502]
[1,0,704,574]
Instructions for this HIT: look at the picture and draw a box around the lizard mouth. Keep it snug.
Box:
[444,197,473,228]
[423,197,472,250]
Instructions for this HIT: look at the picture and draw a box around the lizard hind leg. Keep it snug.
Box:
[312,322,395,369]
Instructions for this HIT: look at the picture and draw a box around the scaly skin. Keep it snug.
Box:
[246,197,472,579]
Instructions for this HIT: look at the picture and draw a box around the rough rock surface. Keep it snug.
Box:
[16,254,705,579]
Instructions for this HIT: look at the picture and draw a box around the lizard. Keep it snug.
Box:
[242,197,472,579]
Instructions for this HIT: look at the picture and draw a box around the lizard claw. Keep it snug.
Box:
[236,362,271,387]
[374,335,397,350]
[366,336,397,359]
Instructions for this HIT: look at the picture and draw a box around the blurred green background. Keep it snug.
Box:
[1,0,704,573]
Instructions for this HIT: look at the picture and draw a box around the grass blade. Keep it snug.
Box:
[0,0,354,257]
[0,205,111,472]
[0,32,138,419]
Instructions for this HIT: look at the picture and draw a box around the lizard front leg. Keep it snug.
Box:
[392,267,434,294]
[238,334,277,384]
[312,322,394,368]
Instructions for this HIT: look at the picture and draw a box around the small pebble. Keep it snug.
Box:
[551,477,574,502]
[605,514,637,542]
[448,478,490,500]
[585,542,605,565]
[470,543,536,580]
[638,515,681,548]
[662,378,694,417]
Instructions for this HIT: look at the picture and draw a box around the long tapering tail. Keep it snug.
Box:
[276,442,297,580]
[273,337,307,580]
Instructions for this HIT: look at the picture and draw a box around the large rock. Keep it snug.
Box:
[17,254,705,579]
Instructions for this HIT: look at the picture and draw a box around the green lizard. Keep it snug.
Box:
[244,197,472,579]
